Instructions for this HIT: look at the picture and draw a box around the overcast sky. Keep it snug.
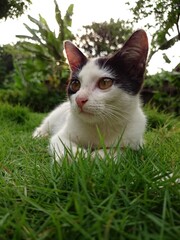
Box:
[0,0,179,74]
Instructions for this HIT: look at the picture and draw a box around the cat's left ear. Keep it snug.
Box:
[64,41,87,72]
[107,29,148,78]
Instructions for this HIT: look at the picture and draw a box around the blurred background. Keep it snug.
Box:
[0,0,179,114]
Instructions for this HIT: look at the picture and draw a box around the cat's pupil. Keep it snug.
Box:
[69,79,81,93]
[98,78,113,90]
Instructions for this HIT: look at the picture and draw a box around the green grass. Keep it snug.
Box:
[0,103,180,240]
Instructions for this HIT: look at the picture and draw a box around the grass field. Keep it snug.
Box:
[0,103,180,240]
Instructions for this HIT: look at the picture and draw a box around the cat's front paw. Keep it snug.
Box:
[91,148,118,160]
[32,127,49,138]
[49,134,88,164]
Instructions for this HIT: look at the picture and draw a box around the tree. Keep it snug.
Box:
[0,0,31,19]
[76,19,133,57]
[128,0,180,63]
[0,0,75,112]
[15,0,74,88]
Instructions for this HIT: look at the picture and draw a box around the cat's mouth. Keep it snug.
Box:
[79,109,94,116]
[76,106,95,116]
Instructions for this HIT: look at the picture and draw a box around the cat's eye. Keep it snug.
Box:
[69,79,81,92]
[98,78,113,90]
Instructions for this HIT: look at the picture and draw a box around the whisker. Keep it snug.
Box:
[86,103,130,123]
[103,107,129,122]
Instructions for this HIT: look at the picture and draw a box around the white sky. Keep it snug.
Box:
[0,0,179,74]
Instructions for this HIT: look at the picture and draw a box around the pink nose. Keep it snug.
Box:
[76,96,88,108]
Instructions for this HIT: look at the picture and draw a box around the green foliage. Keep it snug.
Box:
[0,46,14,87]
[0,103,180,239]
[0,44,66,112]
[0,0,31,19]
[128,0,180,63]
[77,19,133,57]
[144,71,180,114]
[16,1,74,88]
[0,1,74,112]
[0,85,66,113]
[0,103,30,124]
[127,0,180,113]
[145,106,179,130]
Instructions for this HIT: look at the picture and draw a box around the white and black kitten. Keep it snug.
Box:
[33,29,149,162]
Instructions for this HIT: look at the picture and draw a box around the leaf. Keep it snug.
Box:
[16,35,36,41]
[28,15,44,29]
[54,0,62,28]
[159,34,180,50]
[163,53,171,64]
[64,4,74,27]
[39,14,51,32]
[20,23,43,44]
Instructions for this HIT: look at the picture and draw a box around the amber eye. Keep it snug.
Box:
[98,78,113,90]
[69,80,81,93]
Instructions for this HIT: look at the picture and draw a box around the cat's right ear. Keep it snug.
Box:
[64,41,87,72]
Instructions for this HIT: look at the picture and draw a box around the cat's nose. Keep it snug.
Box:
[76,96,88,108]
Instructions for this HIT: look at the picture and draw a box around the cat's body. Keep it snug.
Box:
[33,30,148,162]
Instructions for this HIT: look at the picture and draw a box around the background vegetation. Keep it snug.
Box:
[0,0,179,113]
[128,0,180,63]
[0,0,32,20]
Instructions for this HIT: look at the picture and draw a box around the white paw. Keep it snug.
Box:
[32,127,49,138]
[50,145,88,164]
[91,148,118,159]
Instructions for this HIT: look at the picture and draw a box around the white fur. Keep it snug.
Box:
[33,59,146,163]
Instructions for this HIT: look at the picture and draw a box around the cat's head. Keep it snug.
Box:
[64,30,148,124]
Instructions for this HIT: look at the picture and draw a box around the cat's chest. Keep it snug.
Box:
[68,117,121,148]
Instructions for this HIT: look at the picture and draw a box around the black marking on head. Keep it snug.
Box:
[96,30,148,95]
[96,57,109,69]
[96,57,144,95]
[101,58,146,95]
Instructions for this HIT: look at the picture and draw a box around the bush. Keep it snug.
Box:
[0,46,14,87]
[0,85,66,112]
[145,106,179,131]
[0,102,30,124]
[142,70,180,115]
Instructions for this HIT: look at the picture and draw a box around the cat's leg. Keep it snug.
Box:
[33,118,51,138]
[49,133,87,163]
[91,148,118,160]
[33,102,70,138]
[33,110,60,138]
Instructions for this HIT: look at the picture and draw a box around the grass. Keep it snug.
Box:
[0,102,180,240]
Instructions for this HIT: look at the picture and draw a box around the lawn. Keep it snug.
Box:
[0,103,180,240]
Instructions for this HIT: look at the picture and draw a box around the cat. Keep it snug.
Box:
[33,29,149,163]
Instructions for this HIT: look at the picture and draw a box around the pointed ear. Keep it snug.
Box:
[108,29,148,77]
[64,41,87,72]
[121,29,148,68]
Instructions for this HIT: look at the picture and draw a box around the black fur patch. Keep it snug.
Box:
[96,30,148,95]
[96,55,146,95]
